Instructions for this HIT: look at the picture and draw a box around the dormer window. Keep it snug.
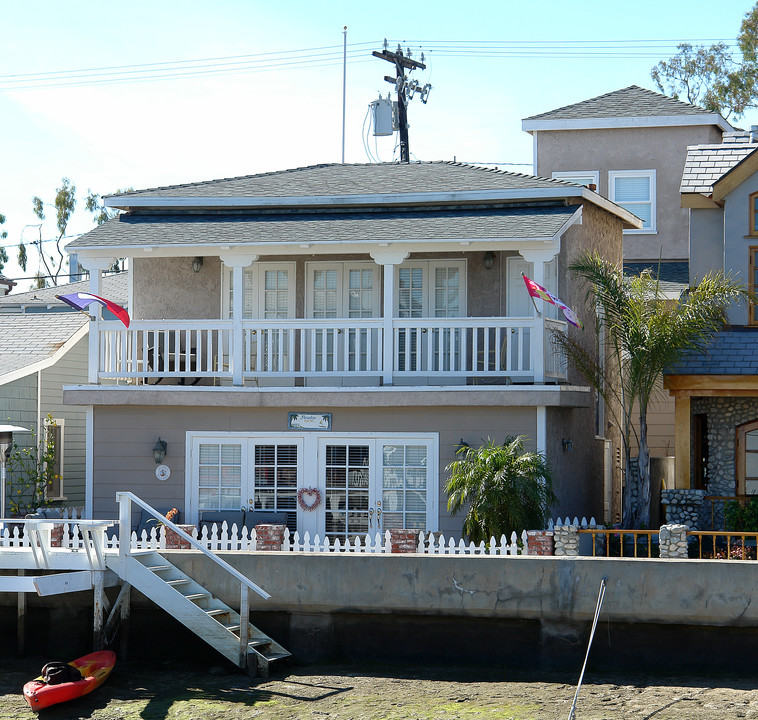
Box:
[750,192,758,236]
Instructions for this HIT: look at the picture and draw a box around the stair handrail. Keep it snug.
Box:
[116,492,270,600]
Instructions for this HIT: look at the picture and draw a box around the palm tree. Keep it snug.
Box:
[445,436,556,543]
[560,253,747,528]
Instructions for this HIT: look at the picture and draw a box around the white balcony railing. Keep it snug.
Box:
[93,317,568,386]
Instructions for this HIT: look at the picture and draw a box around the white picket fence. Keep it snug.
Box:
[548,516,598,529]
[0,516,531,556]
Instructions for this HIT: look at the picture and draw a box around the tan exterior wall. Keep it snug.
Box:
[535,124,724,263]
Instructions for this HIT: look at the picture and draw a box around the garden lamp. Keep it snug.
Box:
[0,425,30,521]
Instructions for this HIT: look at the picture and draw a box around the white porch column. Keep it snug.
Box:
[519,249,557,384]
[370,250,409,386]
[220,254,258,386]
[78,257,116,384]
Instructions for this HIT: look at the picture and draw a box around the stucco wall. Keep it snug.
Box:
[689,207,725,283]
[535,124,723,262]
[132,256,223,319]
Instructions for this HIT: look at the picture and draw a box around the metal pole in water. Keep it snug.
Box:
[568,577,607,720]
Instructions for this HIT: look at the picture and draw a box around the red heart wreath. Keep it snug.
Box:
[297,487,322,511]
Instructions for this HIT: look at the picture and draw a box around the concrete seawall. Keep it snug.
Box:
[4,553,758,671]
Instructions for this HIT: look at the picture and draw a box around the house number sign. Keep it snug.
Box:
[288,412,332,430]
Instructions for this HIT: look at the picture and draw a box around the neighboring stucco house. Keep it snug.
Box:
[0,274,129,511]
[522,84,732,274]
[523,86,734,476]
[63,162,640,534]
[665,135,758,513]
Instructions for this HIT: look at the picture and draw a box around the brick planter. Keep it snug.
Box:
[50,524,64,548]
[526,530,554,556]
[163,524,196,550]
[255,523,286,551]
[389,529,418,554]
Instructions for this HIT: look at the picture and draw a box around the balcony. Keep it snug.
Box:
[92,316,568,387]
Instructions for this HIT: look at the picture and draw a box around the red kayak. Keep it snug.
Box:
[23,650,116,711]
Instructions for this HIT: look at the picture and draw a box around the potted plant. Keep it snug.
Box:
[445,436,556,544]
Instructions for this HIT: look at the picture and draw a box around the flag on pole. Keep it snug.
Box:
[56,292,130,328]
[522,274,584,329]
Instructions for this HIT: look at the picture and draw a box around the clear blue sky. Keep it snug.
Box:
[2,0,757,290]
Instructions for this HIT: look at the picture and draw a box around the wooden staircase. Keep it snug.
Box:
[110,550,290,676]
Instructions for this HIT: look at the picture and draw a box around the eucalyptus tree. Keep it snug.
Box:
[560,253,746,528]
[445,436,556,543]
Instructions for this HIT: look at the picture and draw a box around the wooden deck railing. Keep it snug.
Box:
[577,528,659,558]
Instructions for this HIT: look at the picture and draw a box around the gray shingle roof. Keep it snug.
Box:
[624,261,689,285]
[524,85,720,122]
[107,162,575,201]
[0,312,88,378]
[667,330,758,375]
[680,143,758,194]
[67,206,578,250]
[0,272,129,309]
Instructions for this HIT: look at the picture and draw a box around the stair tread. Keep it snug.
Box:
[167,579,190,586]
[184,592,212,600]
[146,565,173,571]
[205,608,230,617]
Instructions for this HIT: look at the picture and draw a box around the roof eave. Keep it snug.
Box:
[522,114,732,133]
[104,187,588,210]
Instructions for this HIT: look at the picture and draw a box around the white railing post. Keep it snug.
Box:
[116,492,131,570]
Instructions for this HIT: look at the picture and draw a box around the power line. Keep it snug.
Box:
[0,37,744,93]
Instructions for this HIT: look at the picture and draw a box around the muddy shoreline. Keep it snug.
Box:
[2,657,757,719]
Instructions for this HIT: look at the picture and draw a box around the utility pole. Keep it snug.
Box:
[372,44,427,163]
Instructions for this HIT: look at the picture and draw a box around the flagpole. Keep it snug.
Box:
[521,272,542,316]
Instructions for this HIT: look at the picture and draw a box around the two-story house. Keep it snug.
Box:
[63,162,639,536]
[523,85,734,476]
[666,135,758,504]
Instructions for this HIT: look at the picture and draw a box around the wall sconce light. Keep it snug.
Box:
[192,257,204,273]
[483,251,496,270]
[562,438,574,453]
[153,437,167,464]
[456,438,470,454]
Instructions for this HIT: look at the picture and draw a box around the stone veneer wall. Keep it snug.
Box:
[692,397,758,499]
[661,489,704,529]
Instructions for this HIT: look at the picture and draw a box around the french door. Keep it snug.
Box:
[192,436,303,527]
[318,436,436,540]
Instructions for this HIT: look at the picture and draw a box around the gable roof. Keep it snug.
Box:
[0,312,88,383]
[0,271,129,311]
[680,143,758,196]
[105,162,576,205]
[522,85,732,133]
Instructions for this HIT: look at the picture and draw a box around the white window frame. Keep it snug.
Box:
[305,261,381,318]
[552,171,599,189]
[44,417,65,501]
[394,259,467,317]
[608,169,656,234]
[222,262,296,319]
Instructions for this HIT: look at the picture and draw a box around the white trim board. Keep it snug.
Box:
[522,114,732,133]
